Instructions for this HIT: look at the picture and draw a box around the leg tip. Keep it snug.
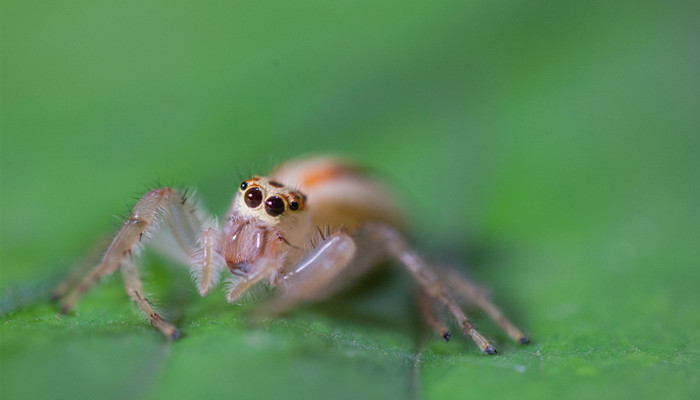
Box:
[442,330,451,342]
[484,345,497,355]
[169,329,181,340]
[518,337,530,345]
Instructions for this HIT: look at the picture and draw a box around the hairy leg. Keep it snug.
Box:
[56,188,209,318]
[190,227,226,296]
[121,255,179,339]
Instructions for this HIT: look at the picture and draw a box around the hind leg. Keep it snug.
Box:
[436,266,529,344]
[353,223,504,354]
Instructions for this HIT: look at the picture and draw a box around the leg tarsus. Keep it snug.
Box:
[121,257,179,339]
[417,290,451,343]
[442,330,451,342]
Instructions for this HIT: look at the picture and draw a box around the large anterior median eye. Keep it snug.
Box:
[244,187,263,208]
[265,196,285,216]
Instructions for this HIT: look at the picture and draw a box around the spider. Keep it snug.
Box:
[53,156,529,354]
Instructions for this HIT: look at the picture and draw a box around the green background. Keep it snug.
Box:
[1,1,698,399]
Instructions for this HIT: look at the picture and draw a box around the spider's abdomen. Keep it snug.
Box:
[271,156,404,232]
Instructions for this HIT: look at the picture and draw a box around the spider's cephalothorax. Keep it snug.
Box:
[224,177,311,278]
[54,156,530,354]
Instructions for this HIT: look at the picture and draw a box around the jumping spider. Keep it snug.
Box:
[53,156,529,354]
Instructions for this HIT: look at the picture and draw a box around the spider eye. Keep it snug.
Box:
[240,181,248,191]
[244,187,263,208]
[265,196,285,217]
[289,201,299,211]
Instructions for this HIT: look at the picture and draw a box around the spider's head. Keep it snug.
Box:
[224,177,309,278]
[233,176,307,227]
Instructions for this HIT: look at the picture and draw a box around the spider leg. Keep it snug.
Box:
[436,266,529,344]
[356,223,497,355]
[226,257,284,303]
[51,240,107,301]
[417,290,451,342]
[190,227,226,296]
[56,188,215,338]
[259,231,359,314]
[58,189,175,313]
[121,255,179,339]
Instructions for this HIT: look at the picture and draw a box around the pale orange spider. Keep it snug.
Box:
[53,156,529,354]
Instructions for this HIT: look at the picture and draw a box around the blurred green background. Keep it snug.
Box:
[1,1,699,399]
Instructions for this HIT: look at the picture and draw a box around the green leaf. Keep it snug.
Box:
[2,1,699,399]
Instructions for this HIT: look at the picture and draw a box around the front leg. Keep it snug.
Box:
[54,187,216,339]
[121,255,179,339]
[258,231,358,314]
[57,188,182,313]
